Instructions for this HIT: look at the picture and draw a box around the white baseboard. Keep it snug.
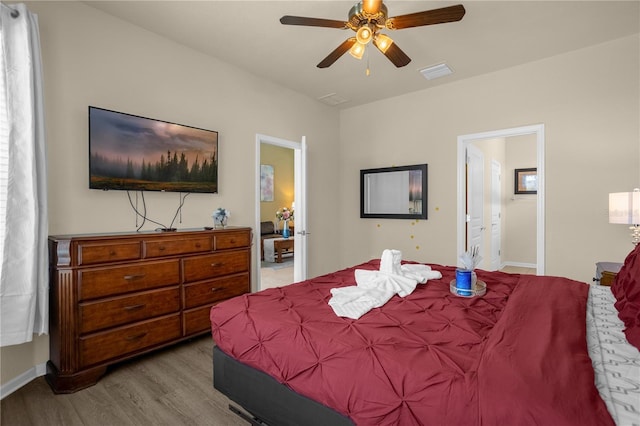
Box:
[0,362,46,400]
[502,261,537,269]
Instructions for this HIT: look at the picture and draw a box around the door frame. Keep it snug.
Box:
[457,124,545,275]
[255,134,307,291]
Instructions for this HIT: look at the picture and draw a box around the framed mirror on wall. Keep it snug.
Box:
[360,164,428,219]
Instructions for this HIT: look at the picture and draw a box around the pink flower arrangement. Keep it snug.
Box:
[276,207,294,222]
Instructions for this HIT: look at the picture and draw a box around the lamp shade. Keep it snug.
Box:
[356,26,373,45]
[609,189,640,224]
[349,42,365,59]
[373,33,393,53]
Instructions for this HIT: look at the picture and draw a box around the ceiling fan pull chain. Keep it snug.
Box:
[366,50,371,76]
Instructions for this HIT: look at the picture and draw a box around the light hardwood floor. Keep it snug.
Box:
[500,265,536,274]
[1,336,248,426]
[260,262,294,290]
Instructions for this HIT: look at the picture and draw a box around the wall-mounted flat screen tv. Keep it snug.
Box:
[89,106,218,193]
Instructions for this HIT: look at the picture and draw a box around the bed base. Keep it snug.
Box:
[228,404,266,426]
[213,346,353,426]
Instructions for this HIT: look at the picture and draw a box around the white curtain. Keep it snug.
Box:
[0,3,48,347]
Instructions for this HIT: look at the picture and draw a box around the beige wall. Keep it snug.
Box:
[260,145,294,226]
[339,35,640,282]
[1,1,340,389]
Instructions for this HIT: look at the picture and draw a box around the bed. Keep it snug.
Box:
[210,245,640,426]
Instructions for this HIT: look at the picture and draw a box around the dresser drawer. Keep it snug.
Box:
[79,287,180,334]
[215,232,251,250]
[78,241,141,266]
[183,274,249,309]
[79,314,181,368]
[78,260,180,301]
[143,237,212,258]
[182,251,249,283]
[183,305,216,336]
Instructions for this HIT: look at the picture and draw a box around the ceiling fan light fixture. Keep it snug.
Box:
[281,2,465,70]
[355,26,373,45]
[349,42,366,59]
[373,33,393,53]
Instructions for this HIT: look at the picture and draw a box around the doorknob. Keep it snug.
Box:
[297,230,310,236]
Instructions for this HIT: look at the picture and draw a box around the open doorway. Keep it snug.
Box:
[457,124,545,275]
[255,134,307,291]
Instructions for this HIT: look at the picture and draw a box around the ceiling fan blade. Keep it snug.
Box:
[386,4,466,30]
[280,15,348,29]
[375,41,411,67]
[317,38,357,68]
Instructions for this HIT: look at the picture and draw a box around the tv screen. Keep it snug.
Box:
[89,106,218,193]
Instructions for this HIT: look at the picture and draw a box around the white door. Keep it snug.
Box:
[467,144,484,267]
[490,160,502,271]
[293,138,307,281]
[256,134,308,291]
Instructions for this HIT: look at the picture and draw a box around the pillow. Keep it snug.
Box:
[260,221,276,235]
[611,243,640,350]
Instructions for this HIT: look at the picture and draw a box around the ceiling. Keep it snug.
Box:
[85,1,640,109]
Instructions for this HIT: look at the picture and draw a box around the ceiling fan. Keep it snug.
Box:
[280,1,466,69]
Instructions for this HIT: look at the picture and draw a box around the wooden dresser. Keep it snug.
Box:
[46,227,252,393]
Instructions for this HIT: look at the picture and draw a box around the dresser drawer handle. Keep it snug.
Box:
[157,246,166,251]
[229,239,236,244]
[211,287,221,292]
[195,243,201,248]
[123,304,146,311]
[124,332,147,341]
[211,262,223,267]
[123,274,145,281]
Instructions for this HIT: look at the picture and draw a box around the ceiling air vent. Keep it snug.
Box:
[419,63,453,80]
[317,93,349,106]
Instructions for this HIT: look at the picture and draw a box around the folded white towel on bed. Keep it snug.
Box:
[328,285,395,319]
[328,250,442,319]
[380,249,402,275]
[400,264,442,284]
[354,268,419,297]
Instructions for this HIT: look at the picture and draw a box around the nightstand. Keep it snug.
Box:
[594,261,623,286]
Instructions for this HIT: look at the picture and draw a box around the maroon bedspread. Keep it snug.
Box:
[210,260,614,426]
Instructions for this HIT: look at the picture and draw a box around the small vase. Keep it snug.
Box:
[282,220,290,239]
[214,217,227,229]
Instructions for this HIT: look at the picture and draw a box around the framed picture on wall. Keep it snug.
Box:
[260,164,274,201]
[514,168,537,194]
